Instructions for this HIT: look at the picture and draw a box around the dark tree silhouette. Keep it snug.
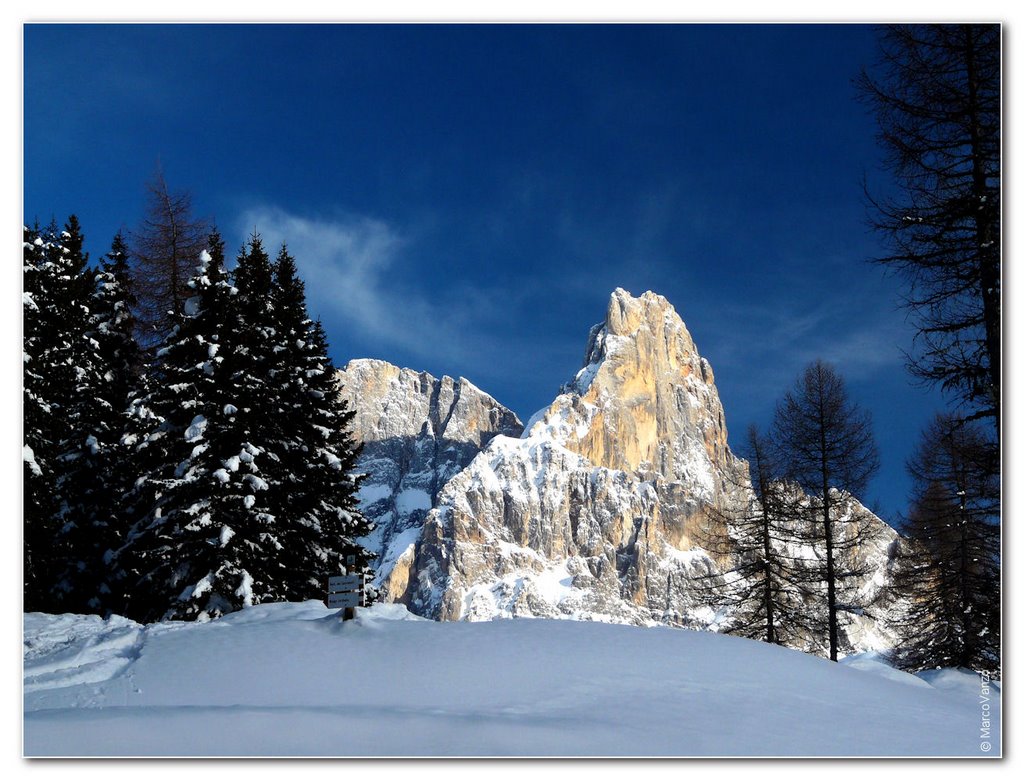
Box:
[55,230,145,614]
[130,168,211,342]
[269,248,375,603]
[93,231,143,408]
[23,222,63,611]
[857,24,1001,435]
[772,360,881,661]
[23,217,115,613]
[885,413,999,674]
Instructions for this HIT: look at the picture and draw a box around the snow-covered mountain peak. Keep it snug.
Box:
[338,358,523,447]
[354,289,751,623]
[342,290,897,650]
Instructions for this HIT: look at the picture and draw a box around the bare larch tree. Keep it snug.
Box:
[772,360,881,661]
[857,24,1000,436]
[130,168,211,342]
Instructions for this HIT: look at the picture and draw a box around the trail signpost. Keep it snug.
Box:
[327,573,364,620]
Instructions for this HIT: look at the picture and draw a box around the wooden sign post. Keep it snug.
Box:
[327,573,364,620]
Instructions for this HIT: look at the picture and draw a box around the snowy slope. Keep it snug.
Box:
[23,603,999,757]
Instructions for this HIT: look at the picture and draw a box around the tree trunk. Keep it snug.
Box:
[760,493,776,645]
[822,485,839,661]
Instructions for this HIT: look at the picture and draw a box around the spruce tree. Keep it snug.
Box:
[229,234,282,460]
[303,317,374,590]
[23,216,119,613]
[23,222,62,611]
[93,231,142,413]
[46,215,104,609]
[54,229,145,614]
[116,233,276,621]
[265,245,374,601]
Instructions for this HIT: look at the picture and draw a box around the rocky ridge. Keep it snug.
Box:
[339,290,898,652]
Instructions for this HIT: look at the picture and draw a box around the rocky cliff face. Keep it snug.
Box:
[339,290,897,653]
[530,288,737,497]
[336,359,523,596]
[396,289,751,625]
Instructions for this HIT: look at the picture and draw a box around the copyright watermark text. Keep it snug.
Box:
[979,670,993,753]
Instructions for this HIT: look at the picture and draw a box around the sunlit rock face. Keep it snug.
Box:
[531,288,737,497]
[339,290,897,652]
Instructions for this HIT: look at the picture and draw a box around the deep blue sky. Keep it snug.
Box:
[24,23,951,523]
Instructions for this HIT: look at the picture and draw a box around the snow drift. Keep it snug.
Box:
[24,602,999,757]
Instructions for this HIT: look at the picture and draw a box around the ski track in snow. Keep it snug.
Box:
[24,614,147,694]
[23,602,1001,757]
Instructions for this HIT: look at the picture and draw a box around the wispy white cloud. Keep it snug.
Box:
[803,318,907,379]
[237,205,415,347]
[232,205,577,385]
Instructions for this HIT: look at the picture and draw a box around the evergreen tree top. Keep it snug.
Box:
[207,228,227,268]
[99,232,138,311]
[62,215,89,274]
[234,233,274,309]
[273,244,309,337]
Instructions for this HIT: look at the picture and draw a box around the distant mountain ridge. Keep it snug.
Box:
[338,289,897,653]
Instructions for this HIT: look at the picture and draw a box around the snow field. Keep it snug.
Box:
[24,602,999,757]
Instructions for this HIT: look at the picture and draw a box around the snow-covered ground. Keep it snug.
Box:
[23,602,999,757]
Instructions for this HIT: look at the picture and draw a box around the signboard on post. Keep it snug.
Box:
[329,575,363,592]
[326,571,364,620]
[327,591,360,610]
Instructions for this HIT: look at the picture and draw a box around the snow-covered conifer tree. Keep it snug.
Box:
[115,232,374,621]
[116,232,278,621]
[117,233,294,620]
[23,217,124,613]
[54,230,145,614]
[24,222,62,612]
[269,246,374,601]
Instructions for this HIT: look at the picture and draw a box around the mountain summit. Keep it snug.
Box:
[341,289,896,648]
[525,288,742,496]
